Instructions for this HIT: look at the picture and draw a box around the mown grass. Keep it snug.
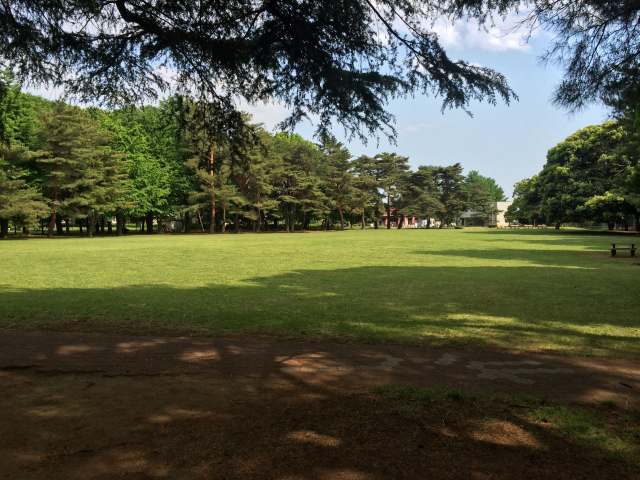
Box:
[1,228,638,357]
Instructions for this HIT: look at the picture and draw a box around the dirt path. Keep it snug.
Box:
[2,330,638,402]
[1,331,639,479]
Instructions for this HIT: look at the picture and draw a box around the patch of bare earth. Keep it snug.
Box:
[1,369,637,480]
[1,331,638,479]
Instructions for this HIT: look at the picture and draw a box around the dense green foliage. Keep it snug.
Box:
[1,229,637,357]
[0,79,504,237]
[3,2,637,140]
[0,1,516,140]
[507,121,640,230]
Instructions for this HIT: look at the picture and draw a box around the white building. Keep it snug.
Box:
[460,201,513,227]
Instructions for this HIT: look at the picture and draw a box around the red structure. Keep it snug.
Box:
[381,209,418,228]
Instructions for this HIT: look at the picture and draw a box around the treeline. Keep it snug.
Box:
[1,73,505,237]
[506,120,640,231]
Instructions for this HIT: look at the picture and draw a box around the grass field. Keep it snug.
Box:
[1,228,638,357]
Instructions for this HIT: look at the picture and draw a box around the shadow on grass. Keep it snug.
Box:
[464,229,640,237]
[414,248,613,267]
[1,264,638,357]
[461,229,639,250]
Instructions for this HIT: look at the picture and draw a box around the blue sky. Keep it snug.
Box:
[248,18,609,198]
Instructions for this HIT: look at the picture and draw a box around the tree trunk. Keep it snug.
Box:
[607,222,614,231]
[145,212,154,233]
[208,145,216,234]
[361,210,365,229]
[65,218,70,233]
[184,212,191,233]
[386,194,391,229]
[100,216,106,234]
[0,219,8,238]
[79,220,83,234]
[87,213,95,238]
[555,223,561,230]
[116,212,124,236]
[635,214,640,232]
[47,190,59,237]
[55,215,63,235]
[234,213,240,233]
[47,210,57,237]
[196,210,205,232]
[338,208,345,230]
[397,213,404,229]
[209,203,216,233]
[107,219,113,234]
[221,206,226,233]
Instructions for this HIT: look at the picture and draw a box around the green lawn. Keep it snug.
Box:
[1,228,638,357]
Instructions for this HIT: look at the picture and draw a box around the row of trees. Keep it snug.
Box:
[1,74,505,237]
[507,120,640,230]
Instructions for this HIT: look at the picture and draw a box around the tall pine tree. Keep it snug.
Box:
[32,103,127,236]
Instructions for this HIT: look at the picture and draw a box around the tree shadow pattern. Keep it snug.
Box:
[1,261,638,357]
[1,334,638,479]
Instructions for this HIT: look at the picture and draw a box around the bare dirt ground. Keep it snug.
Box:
[1,330,639,479]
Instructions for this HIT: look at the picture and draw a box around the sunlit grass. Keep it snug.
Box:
[1,228,638,356]
[530,405,640,463]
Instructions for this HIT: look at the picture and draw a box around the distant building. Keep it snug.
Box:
[381,208,418,228]
[460,201,513,227]
[417,218,441,228]
[380,209,443,228]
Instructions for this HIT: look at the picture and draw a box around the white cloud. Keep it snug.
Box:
[431,14,534,53]
[240,100,291,130]
[23,83,65,101]
[153,65,179,86]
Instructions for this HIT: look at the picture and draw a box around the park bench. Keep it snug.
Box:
[610,243,636,257]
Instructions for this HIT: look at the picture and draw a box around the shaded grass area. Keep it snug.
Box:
[374,385,640,470]
[1,228,638,357]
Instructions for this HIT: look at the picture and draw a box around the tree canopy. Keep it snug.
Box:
[3,1,637,139]
[507,120,640,230]
[0,87,505,236]
[1,0,519,140]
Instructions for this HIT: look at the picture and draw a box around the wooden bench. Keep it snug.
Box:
[611,243,636,257]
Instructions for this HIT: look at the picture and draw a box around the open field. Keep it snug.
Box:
[1,228,639,357]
